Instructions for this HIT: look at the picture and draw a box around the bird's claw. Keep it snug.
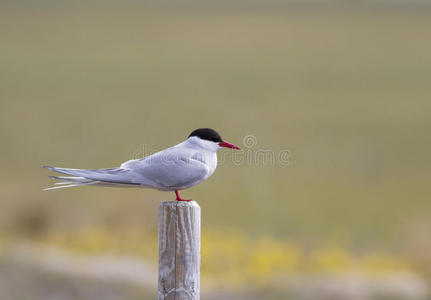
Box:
[176,198,193,202]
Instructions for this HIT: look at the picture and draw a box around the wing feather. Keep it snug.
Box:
[121,147,209,190]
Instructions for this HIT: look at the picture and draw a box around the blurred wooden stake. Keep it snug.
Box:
[158,201,200,300]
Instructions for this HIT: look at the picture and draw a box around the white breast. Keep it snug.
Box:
[191,151,217,181]
[204,152,218,179]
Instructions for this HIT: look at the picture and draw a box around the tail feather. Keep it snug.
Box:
[49,176,92,183]
[44,182,100,191]
[43,166,141,190]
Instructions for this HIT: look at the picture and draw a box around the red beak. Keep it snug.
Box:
[219,141,241,150]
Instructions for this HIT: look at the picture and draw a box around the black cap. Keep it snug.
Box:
[188,128,223,143]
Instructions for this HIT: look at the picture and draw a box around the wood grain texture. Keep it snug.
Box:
[158,201,200,300]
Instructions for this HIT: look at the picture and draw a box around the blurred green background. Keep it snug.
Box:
[1,0,430,299]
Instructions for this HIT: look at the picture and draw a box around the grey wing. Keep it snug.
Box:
[123,149,209,190]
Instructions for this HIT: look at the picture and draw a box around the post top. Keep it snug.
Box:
[159,201,200,208]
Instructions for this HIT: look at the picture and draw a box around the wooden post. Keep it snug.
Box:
[158,201,200,300]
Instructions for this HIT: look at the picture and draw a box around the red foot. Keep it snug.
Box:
[175,190,192,202]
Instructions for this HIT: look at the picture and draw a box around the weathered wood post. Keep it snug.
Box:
[158,201,200,300]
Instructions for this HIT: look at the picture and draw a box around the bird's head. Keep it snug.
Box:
[187,128,241,152]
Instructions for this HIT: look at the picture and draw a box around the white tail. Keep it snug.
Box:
[43,166,142,190]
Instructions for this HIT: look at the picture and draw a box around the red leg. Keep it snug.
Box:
[175,190,192,202]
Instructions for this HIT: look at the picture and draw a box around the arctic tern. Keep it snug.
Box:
[44,128,241,201]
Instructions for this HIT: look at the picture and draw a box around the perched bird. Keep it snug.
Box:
[44,128,241,201]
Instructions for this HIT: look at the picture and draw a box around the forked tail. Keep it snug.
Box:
[43,166,140,190]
